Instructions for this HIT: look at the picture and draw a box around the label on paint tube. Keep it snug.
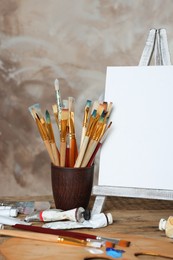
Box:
[25,207,85,223]
[43,212,113,230]
[0,208,18,217]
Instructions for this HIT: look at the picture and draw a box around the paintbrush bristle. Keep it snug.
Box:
[54,79,60,91]
[86,99,92,108]
[61,109,69,120]
[68,97,75,112]
[117,239,131,247]
[45,110,51,123]
[52,104,58,114]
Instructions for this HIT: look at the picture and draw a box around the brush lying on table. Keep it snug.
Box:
[11,224,131,247]
[0,229,102,248]
[28,79,113,168]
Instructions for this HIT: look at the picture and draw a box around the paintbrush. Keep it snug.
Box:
[28,106,55,164]
[12,224,130,247]
[81,112,106,167]
[52,104,59,128]
[80,100,92,149]
[68,97,78,167]
[45,110,60,166]
[60,109,69,167]
[74,109,99,168]
[0,229,102,248]
[87,121,112,167]
[54,79,62,132]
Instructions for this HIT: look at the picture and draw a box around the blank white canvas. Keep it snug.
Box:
[99,66,173,190]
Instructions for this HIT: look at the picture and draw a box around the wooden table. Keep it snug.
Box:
[0,195,173,260]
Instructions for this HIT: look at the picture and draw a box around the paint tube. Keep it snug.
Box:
[0,206,12,210]
[15,201,51,215]
[159,216,173,238]
[0,208,18,217]
[42,212,113,230]
[24,207,86,223]
[0,216,31,226]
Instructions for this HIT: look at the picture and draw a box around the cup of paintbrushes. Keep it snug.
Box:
[51,164,94,211]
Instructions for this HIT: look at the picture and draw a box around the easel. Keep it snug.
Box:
[91,29,173,215]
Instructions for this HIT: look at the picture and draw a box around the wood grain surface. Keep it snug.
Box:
[0,196,173,260]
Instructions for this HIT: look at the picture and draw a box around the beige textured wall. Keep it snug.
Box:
[0,0,173,196]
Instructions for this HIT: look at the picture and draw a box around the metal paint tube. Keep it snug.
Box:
[0,208,18,217]
[0,206,12,210]
[42,212,113,230]
[0,216,31,226]
[25,207,86,223]
[159,216,173,238]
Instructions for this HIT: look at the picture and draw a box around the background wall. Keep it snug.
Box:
[0,0,173,196]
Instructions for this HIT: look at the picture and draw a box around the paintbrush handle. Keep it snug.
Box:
[60,141,66,167]
[44,140,55,164]
[81,140,98,167]
[51,142,60,166]
[74,136,89,168]
[69,138,76,167]
[80,127,87,149]
[0,229,86,246]
[87,142,101,167]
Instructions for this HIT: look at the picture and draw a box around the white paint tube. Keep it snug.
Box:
[0,216,31,226]
[25,207,86,223]
[42,212,113,230]
[0,206,12,210]
[0,208,18,217]
[159,216,173,238]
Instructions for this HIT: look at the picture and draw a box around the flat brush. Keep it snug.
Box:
[87,121,112,167]
[0,229,102,248]
[74,110,99,168]
[80,100,92,149]
[60,109,69,167]
[68,97,78,167]
[54,79,62,132]
[45,110,60,166]
[28,107,55,164]
[12,224,130,247]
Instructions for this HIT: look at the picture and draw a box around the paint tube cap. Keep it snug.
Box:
[10,208,18,217]
[83,209,91,221]
[106,213,113,225]
[159,218,167,230]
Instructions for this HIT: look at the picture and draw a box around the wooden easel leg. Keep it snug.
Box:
[91,195,106,215]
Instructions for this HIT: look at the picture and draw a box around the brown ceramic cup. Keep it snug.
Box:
[51,164,94,210]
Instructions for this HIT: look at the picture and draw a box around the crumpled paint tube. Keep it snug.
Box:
[42,212,113,230]
[25,207,86,223]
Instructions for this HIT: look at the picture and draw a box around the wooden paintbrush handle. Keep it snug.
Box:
[51,142,60,166]
[44,140,55,164]
[0,229,86,246]
[69,138,75,167]
[74,136,89,168]
[81,140,98,167]
[60,141,66,167]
